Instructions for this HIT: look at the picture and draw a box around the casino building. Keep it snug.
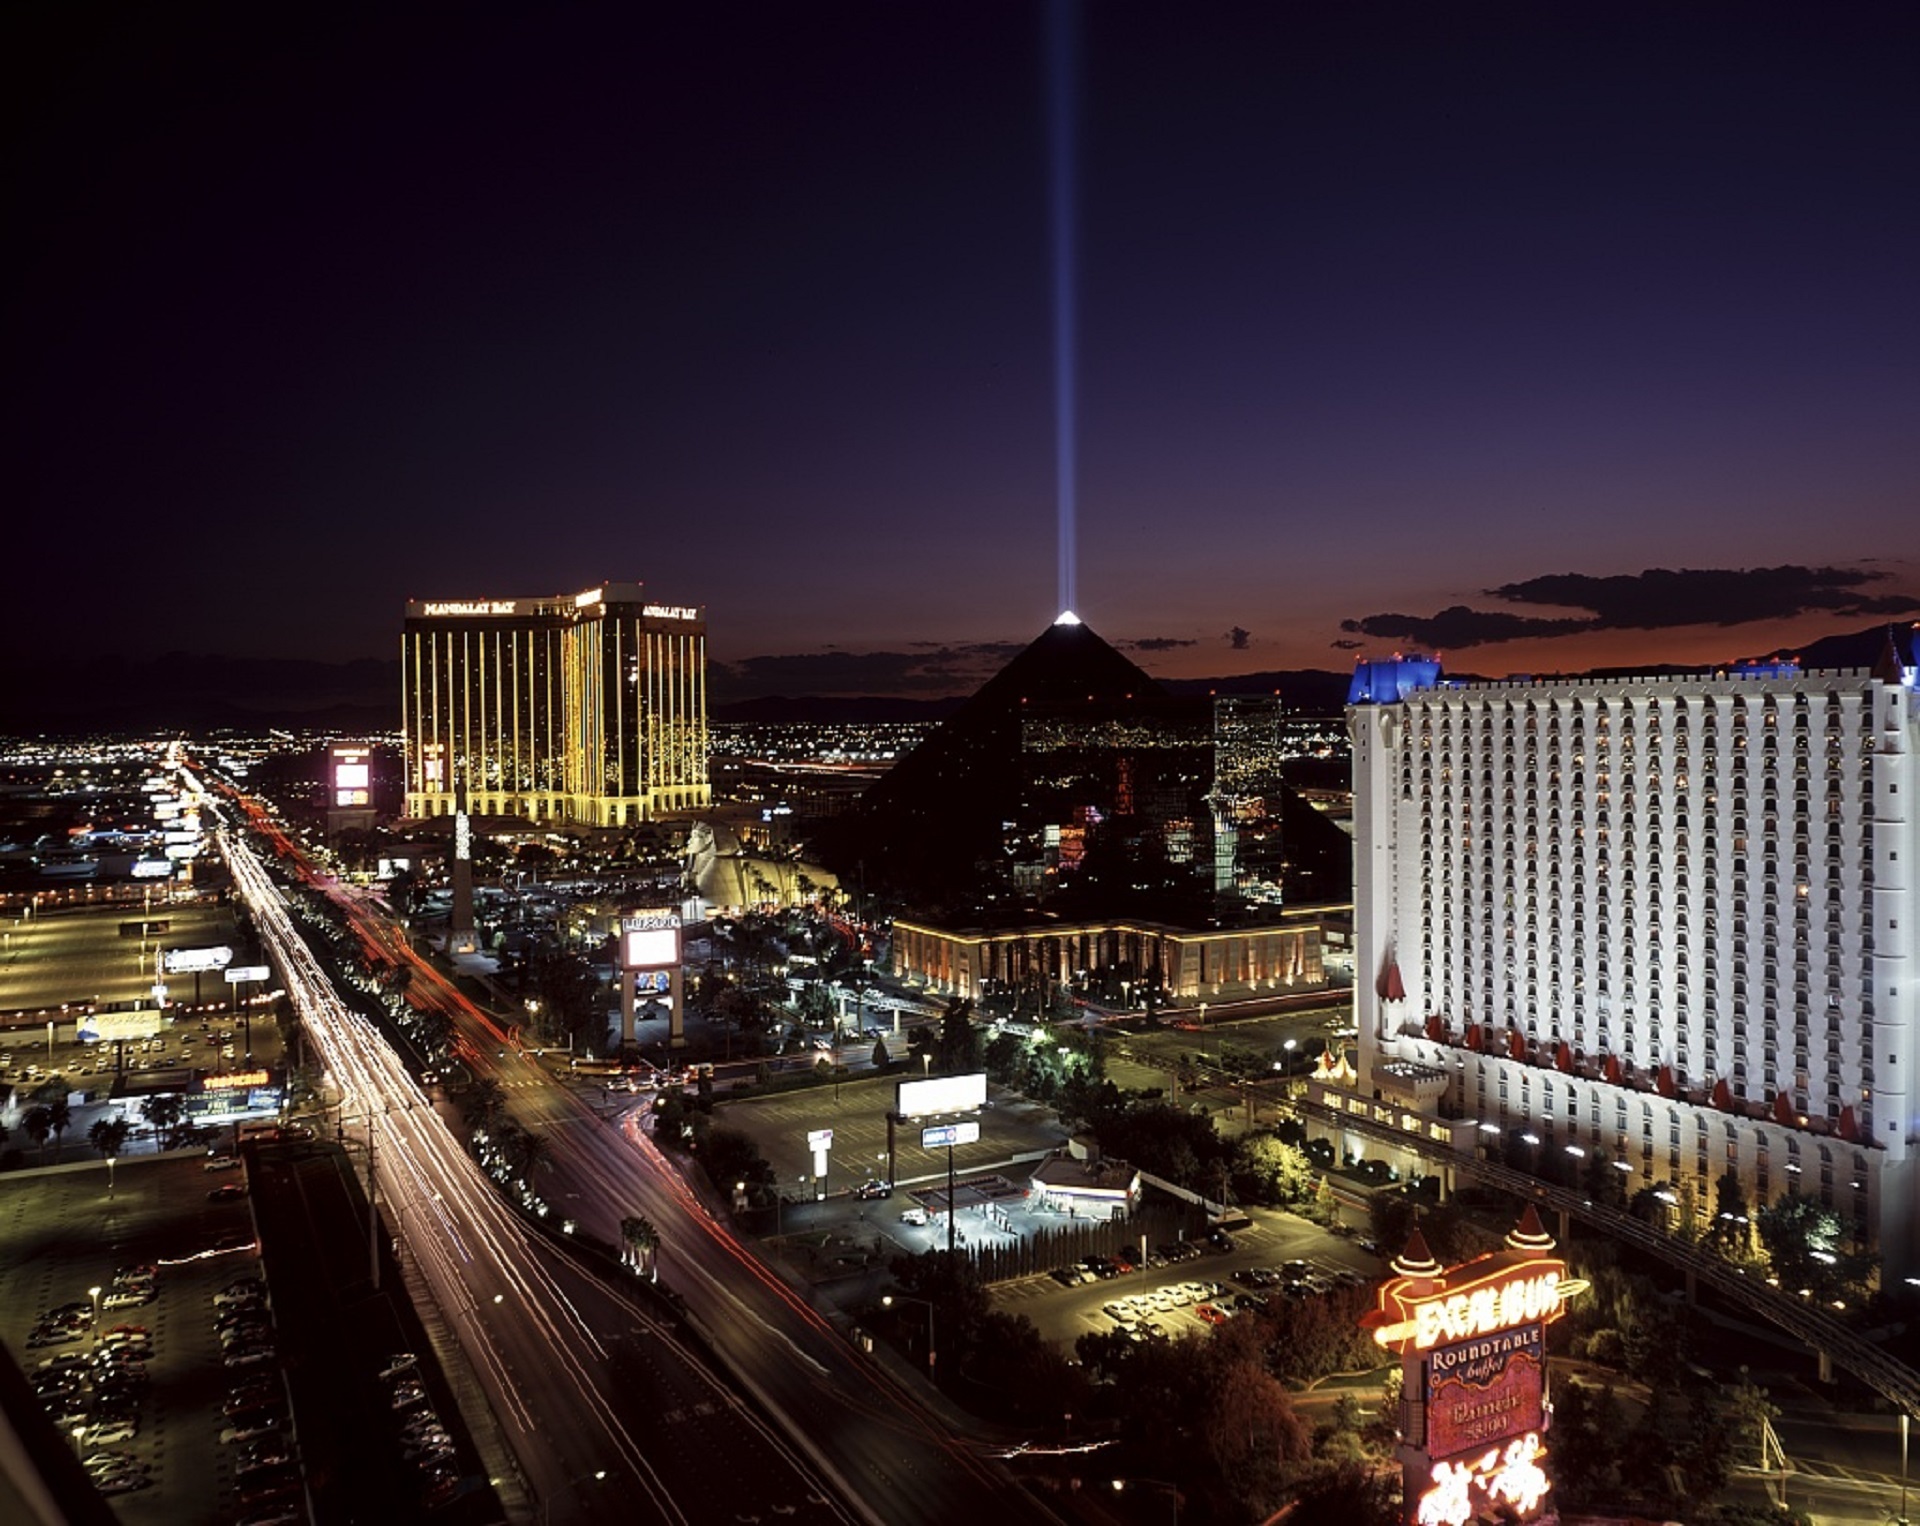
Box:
[401,583,709,826]
[1341,641,1920,1274]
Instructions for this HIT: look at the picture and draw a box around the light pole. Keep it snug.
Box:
[87,1285,101,1342]
[1112,1476,1180,1524]
[1900,1410,1910,1526]
[106,1154,116,1200]
[882,1293,936,1379]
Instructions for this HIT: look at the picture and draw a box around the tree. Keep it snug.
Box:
[1202,1358,1312,1496]
[871,1036,890,1070]
[1708,1166,1751,1253]
[22,1105,52,1162]
[1235,1134,1316,1205]
[1287,1460,1399,1526]
[1756,1193,1871,1304]
[140,1093,185,1151]
[937,998,978,1074]
[89,1116,131,1160]
[620,1214,660,1279]
[465,1076,507,1131]
[47,1095,71,1159]
[1724,1372,1780,1472]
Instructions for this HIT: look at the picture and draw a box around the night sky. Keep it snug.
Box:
[6,1,1917,702]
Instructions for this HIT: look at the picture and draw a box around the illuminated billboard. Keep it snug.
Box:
[163,945,234,974]
[620,910,680,970]
[80,1010,165,1043]
[1364,1207,1581,1526]
[896,1072,987,1120]
[1424,1324,1545,1461]
[332,746,372,807]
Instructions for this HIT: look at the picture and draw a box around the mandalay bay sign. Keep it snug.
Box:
[1364,1207,1584,1526]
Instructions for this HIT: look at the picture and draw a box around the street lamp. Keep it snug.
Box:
[1112,1476,1180,1524]
[882,1293,936,1378]
[106,1154,117,1200]
[87,1285,101,1341]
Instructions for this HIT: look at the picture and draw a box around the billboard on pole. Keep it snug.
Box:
[163,945,234,974]
[896,1072,987,1120]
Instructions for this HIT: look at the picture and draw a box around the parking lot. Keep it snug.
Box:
[987,1205,1389,1349]
[0,1148,291,1524]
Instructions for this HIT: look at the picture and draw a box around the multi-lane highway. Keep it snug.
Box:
[326,872,1058,1525]
[204,775,1056,1526]
[207,791,854,1526]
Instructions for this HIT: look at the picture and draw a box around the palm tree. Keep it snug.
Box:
[466,1076,507,1131]
[89,1116,131,1159]
[23,1105,51,1163]
[47,1096,71,1161]
[620,1215,660,1280]
[141,1093,184,1151]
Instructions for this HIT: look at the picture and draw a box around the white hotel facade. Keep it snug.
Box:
[1341,646,1919,1275]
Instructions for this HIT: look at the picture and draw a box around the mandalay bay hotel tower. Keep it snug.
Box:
[401,583,710,827]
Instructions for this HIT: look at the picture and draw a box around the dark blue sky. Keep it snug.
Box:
[5,1,1917,698]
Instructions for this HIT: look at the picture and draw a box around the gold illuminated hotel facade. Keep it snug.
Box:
[401,583,710,827]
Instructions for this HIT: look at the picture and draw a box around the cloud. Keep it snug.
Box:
[713,643,1022,702]
[1339,604,1592,649]
[1227,626,1251,650]
[1123,636,1198,652]
[1490,565,1920,628]
[1341,565,1920,651]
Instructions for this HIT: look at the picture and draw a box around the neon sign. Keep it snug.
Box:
[643,604,697,621]
[203,1070,271,1091]
[1415,1433,1549,1526]
[422,601,518,616]
[1373,1262,1570,1351]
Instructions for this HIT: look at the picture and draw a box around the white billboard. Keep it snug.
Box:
[620,911,681,971]
[163,945,234,974]
[224,965,272,984]
[81,1010,165,1043]
[895,1072,987,1120]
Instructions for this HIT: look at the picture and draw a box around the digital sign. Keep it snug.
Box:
[896,1072,987,1120]
[332,746,372,807]
[620,910,680,970]
[1424,1325,1545,1461]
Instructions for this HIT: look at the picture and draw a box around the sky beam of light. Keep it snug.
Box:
[1049,0,1080,621]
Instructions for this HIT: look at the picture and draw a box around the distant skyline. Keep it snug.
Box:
[5,2,1917,699]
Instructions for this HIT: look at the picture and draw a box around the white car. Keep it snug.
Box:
[88,1418,138,1444]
